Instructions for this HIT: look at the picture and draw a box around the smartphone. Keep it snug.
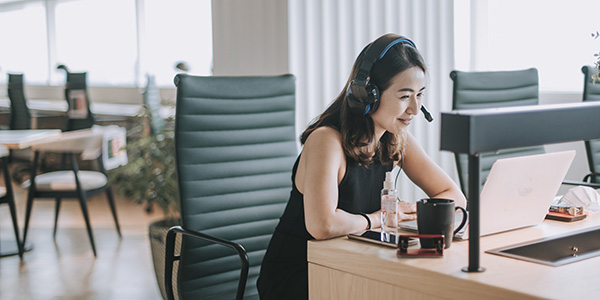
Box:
[348,230,416,248]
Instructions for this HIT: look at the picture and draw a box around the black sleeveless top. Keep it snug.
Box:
[257,154,393,299]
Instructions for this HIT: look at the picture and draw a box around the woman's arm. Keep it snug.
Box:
[402,133,467,208]
[296,127,380,240]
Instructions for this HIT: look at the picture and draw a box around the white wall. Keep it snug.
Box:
[211,0,289,76]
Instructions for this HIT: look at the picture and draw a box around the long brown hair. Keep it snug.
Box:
[300,36,426,166]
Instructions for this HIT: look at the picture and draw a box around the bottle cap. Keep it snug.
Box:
[383,171,394,190]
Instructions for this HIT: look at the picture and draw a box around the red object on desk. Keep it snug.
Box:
[545,211,588,222]
[397,234,444,257]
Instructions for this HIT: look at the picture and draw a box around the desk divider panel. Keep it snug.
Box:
[440,101,600,272]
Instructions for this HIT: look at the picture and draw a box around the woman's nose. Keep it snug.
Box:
[407,96,420,115]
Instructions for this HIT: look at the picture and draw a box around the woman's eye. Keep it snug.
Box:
[417,92,424,98]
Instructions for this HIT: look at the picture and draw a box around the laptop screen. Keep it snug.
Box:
[399,150,575,240]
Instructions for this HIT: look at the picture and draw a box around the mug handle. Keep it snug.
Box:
[453,206,468,235]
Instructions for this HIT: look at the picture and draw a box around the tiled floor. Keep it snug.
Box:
[0,163,168,300]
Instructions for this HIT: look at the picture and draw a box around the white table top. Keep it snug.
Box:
[0,129,62,149]
[0,98,174,118]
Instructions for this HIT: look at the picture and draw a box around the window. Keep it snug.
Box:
[455,0,599,93]
[0,0,213,88]
[54,0,137,86]
[143,0,213,86]
[0,1,48,84]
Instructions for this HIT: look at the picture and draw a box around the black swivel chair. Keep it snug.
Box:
[64,72,95,131]
[165,74,297,299]
[580,65,600,184]
[450,68,546,194]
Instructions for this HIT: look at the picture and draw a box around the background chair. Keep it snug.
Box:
[7,73,32,130]
[165,74,297,299]
[21,129,121,257]
[450,68,546,194]
[64,72,95,131]
[7,74,36,181]
[580,65,600,184]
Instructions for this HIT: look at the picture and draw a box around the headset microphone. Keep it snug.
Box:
[421,105,433,122]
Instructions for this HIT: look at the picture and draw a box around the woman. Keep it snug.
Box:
[257,34,466,299]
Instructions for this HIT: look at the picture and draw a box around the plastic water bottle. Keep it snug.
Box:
[381,171,398,243]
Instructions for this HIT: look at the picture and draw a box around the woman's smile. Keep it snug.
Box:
[398,117,413,126]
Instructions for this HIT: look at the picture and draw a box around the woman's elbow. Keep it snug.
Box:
[306,221,336,240]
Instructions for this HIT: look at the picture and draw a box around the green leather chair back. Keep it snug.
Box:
[450,68,545,194]
[581,65,600,182]
[174,74,297,299]
[7,73,31,130]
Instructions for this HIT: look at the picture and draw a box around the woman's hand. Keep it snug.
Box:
[398,201,416,221]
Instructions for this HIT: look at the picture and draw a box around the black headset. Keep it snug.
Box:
[346,34,433,122]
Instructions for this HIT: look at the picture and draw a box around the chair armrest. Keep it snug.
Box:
[164,226,249,300]
[582,173,600,184]
[561,179,600,189]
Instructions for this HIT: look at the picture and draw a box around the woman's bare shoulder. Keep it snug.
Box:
[304,126,342,148]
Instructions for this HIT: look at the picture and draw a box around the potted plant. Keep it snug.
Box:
[593,31,600,82]
[108,101,180,299]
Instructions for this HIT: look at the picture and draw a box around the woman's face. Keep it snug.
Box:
[371,66,425,137]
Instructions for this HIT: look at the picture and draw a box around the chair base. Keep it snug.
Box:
[0,240,33,258]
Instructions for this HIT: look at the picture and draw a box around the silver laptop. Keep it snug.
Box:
[400,150,576,240]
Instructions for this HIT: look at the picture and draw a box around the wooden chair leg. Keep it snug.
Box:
[105,187,121,237]
[53,198,62,237]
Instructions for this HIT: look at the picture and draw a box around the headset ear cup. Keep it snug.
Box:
[346,82,380,116]
[346,83,367,116]
[365,83,380,115]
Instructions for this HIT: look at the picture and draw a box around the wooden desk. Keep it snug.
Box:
[308,213,600,299]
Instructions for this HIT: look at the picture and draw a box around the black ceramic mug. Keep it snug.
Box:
[417,198,467,249]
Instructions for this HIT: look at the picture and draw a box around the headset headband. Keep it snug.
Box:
[354,34,416,84]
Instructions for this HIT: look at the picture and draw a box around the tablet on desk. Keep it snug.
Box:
[348,230,417,248]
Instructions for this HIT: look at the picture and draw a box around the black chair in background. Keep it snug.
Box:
[7,73,32,130]
[22,129,121,257]
[64,72,95,131]
[580,65,600,184]
[165,74,297,299]
[7,74,35,180]
[450,68,546,194]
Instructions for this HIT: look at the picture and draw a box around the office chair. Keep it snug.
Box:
[21,129,122,257]
[450,68,546,194]
[580,65,600,184]
[64,72,95,131]
[165,74,297,300]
